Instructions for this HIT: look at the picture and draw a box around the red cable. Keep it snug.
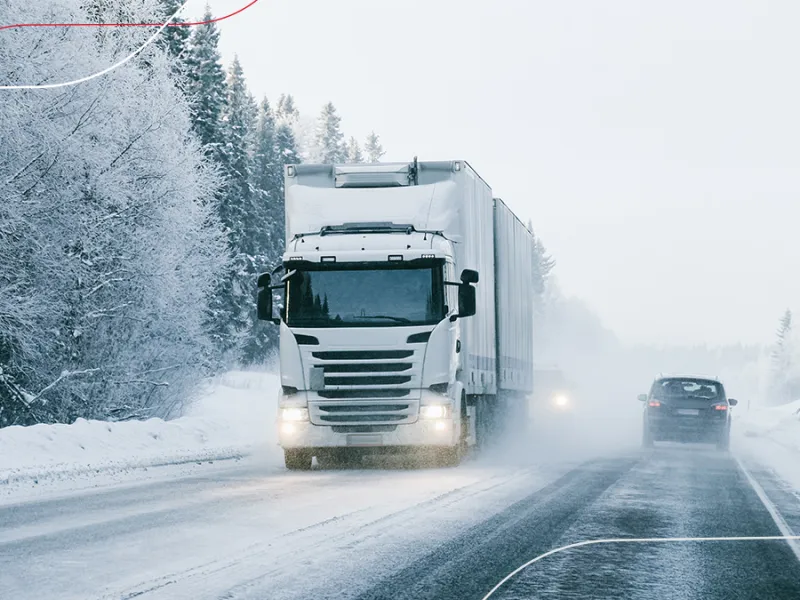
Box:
[0,0,260,33]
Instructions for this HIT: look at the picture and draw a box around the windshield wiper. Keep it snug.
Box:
[359,315,413,324]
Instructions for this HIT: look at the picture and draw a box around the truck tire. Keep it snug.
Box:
[284,449,313,471]
[475,396,495,451]
[433,445,462,468]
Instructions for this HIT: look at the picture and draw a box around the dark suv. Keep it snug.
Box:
[639,376,738,451]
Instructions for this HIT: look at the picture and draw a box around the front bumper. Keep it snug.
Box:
[278,417,458,450]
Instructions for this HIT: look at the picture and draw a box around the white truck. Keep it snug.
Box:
[257,159,535,470]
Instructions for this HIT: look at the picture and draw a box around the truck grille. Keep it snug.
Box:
[309,399,418,425]
[306,347,422,425]
[312,350,413,360]
[318,404,410,423]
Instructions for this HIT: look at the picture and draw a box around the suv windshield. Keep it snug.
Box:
[286,265,446,328]
[653,378,724,401]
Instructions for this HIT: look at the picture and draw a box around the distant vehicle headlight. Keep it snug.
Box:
[281,407,309,422]
[552,394,570,408]
[421,404,451,419]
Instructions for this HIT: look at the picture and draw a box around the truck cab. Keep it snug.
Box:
[257,161,482,469]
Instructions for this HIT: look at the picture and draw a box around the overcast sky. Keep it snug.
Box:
[195,0,800,346]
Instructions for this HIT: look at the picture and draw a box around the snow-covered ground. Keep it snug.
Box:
[735,400,800,490]
[0,371,280,496]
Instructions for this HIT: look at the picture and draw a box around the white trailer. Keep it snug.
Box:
[256,159,534,469]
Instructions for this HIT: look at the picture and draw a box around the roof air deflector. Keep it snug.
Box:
[334,163,413,188]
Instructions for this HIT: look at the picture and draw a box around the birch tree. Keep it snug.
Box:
[0,0,226,425]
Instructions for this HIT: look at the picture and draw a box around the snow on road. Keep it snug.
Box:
[734,400,800,492]
[0,371,280,499]
[0,455,557,600]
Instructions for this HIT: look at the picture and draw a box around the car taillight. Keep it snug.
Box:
[648,400,661,407]
[713,403,728,411]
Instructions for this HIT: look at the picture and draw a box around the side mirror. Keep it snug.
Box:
[637,394,648,402]
[256,273,274,322]
[458,283,476,318]
[728,398,738,407]
[460,269,479,284]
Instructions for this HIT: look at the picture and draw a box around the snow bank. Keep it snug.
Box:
[734,400,800,493]
[735,400,800,453]
[0,370,279,487]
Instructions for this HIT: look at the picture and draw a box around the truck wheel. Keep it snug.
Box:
[434,446,462,468]
[284,449,313,471]
[475,396,494,451]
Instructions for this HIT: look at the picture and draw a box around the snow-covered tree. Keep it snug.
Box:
[273,116,300,239]
[364,131,385,162]
[156,0,190,62]
[0,0,227,426]
[345,136,364,163]
[205,56,262,361]
[183,6,227,154]
[241,97,283,362]
[252,97,280,232]
[313,102,346,164]
[526,221,555,318]
[276,93,299,124]
[251,97,297,258]
[768,309,800,405]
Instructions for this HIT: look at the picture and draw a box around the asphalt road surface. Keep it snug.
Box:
[1,444,799,599]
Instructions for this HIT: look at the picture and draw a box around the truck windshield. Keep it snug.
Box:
[286,265,446,328]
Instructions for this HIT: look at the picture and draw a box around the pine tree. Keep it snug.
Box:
[252,97,279,233]
[275,121,300,169]
[183,6,227,153]
[364,131,385,162]
[345,136,364,163]
[220,56,257,250]
[272,119,299,243]
[157,0,191,63]
[770,309,794,404]
[276,94,299,124]
[314,102,346,163]
[243,97,282,363]
[207,56,262,361]
[528,221,555,318]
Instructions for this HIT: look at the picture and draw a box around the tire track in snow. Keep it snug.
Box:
[99,466,547,600]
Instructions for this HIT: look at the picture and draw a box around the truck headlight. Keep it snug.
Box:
[281,407,309,422]
[420,404,451,419]
[553,394,570,409]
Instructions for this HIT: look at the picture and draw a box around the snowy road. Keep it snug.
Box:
[1,446,799,599]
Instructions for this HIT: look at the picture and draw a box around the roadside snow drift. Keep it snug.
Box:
[0,371,279,486]
[735,400,800,492]
[736,399,800,453]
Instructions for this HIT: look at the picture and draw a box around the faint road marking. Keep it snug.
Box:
[481,534,800,599]
[736,455,800,562]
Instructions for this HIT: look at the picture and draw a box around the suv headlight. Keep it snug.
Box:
[420,404,451,419]
[281,407,309,422]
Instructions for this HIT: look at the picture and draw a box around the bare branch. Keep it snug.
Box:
[27,368,101,405]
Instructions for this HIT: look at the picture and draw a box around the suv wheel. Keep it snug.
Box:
[642,425,654,448]
[716,429,731,452]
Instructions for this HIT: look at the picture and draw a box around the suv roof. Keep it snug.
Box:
[655,373,721,383]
